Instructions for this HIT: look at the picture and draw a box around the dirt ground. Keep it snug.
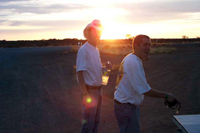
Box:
[1,44,200,133]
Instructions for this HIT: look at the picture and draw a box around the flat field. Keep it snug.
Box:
[0,44,200,133]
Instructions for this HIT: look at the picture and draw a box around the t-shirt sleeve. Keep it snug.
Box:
[76,48,87,72]
[126,60,151,94]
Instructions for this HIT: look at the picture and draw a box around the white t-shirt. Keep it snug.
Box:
[76,42,102,86]
[114,53,151,105]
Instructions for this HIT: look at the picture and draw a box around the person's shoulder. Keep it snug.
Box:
[124,53,137,62]
[78,43,88,53]
[129,54,141,63]
[79,43,87,49]
[124,54,140,68]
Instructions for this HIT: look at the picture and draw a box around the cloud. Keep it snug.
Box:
[1,20,88,30]
[118,0,200,13]
[0,0,31,2]
[0,19,87,40]
[0,29,43,34]
[0,20,6,23]
[0,2,89,15]
[113,0,200,23]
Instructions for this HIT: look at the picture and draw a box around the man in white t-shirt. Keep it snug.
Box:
[114,34,179,133]
[76,20,104,133]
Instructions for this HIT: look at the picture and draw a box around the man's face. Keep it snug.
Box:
[90,28,102,41]
[137,37,151,60]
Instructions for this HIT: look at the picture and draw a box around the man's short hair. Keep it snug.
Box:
[132,34,150,52]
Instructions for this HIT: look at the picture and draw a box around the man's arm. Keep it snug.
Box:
[144,89,175,101]
[77,71,88,96]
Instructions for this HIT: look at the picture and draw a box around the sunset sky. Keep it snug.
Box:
[1,0,200,40]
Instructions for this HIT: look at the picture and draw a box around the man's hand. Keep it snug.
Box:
[164,93,181,113]
[105,61,112,70]
[166,93,178,102]
[143,56,149,61]
[77,71,91,105]
[165,93,181,108]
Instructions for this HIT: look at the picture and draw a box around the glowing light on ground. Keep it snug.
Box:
[87,98,92,103]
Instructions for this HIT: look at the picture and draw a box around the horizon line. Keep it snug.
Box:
[1,37,200,41]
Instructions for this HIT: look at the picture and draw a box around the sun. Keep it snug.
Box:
[101,22,129,39]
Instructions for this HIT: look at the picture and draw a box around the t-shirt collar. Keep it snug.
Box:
[87,42,97,49]
[132,53,142,62]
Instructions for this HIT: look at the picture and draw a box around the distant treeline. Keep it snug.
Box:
[0,38,200,48]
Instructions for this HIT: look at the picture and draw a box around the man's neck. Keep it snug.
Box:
[133,52,148,61]
[88,40,98,47]
[133,52,142,60]
[133,51,139,57]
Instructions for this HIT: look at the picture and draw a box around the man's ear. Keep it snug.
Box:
[135,43,140,48]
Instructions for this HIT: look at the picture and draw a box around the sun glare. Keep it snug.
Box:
[101,22,128,39]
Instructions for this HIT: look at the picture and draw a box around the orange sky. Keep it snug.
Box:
[0,0,200,40]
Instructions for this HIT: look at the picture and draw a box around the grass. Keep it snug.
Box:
[150,47,176,54]
[70,44,177,72]
[71,44,177,72]
[68,44,176,56]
